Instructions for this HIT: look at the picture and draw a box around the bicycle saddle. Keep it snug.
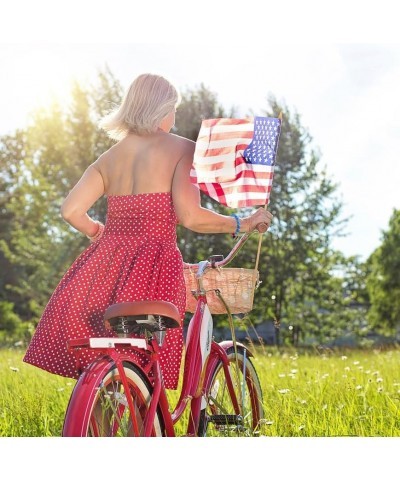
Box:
[104,300,181,336]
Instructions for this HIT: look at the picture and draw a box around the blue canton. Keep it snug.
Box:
[243,116,281,166]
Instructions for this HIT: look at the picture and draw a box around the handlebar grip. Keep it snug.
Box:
[256,222,268,233]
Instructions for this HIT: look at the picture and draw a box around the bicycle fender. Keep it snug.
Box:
[202,340,253,394]
[218,340,254,358]
[62,355,114,437]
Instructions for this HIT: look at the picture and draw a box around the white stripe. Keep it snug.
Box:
[195,138,252,150]
[224,191,270,202]
[196,167,236,182]
[89,338,147,349]
[193,152,235,165]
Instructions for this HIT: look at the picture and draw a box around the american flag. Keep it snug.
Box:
[190,116,281,208]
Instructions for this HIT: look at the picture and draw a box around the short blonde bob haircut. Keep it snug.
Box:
[100,73,180,140]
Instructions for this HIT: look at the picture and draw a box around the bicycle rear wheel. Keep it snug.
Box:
[198,346,263,437]
[64,361,164,437]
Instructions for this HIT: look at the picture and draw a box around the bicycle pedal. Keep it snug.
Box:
[208,414,243,425]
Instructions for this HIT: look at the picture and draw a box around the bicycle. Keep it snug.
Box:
[62,227,265,437]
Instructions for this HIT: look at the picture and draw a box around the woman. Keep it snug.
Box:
[23,73,273,390]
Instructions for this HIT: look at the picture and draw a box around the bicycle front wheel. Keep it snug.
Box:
[64,361,164,437]
[198,346,263,437]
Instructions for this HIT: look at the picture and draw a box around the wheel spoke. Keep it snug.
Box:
[85,365,163,437]
[198,349,263,437]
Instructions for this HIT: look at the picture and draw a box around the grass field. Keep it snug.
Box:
[0,346,399,437]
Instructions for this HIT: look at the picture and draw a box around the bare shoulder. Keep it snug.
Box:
[92,144,117,169]
[164,133,195,156]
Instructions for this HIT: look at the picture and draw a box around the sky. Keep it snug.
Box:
[1,1,399,263]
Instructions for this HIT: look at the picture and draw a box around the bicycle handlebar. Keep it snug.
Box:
[183,222,267,273]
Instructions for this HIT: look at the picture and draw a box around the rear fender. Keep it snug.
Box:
[62,355,114,436]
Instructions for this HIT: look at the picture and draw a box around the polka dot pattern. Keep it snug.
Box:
[23,192,186,390]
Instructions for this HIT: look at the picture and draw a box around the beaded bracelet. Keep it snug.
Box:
[230,213,241,238]
[86,221,105,243]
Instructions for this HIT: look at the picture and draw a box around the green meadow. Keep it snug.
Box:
[1,347,399,437]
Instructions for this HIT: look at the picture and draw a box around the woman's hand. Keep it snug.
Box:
[242,208,273,233]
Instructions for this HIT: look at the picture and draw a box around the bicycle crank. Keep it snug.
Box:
[208,414,244,426]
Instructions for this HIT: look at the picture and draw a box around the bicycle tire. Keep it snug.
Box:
[64,361,164,437]
[198,346,263,437]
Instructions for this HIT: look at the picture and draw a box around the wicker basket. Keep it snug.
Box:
[184,267,259,315]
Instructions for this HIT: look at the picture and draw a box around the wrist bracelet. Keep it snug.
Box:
[87,221,105,243]
[230,213,241,238]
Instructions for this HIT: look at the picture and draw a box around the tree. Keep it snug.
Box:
[0,68,121,322]
[0,130,26,309]
[241,98,348,344]
[366,208,400,334]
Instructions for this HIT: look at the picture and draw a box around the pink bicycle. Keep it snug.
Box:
[62,229,264,437]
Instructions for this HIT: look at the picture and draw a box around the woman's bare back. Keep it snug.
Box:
[95,132,195,196]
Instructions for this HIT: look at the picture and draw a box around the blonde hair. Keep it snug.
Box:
[100,73,180,139]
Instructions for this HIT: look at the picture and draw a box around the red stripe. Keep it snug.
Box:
[211,183,226,205]
[201,118,253,128]
[209,131,253,142]
[197,131,253,143]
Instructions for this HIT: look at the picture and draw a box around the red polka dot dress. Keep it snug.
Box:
[23,192,185,390]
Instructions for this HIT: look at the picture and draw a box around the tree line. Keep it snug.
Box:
[0,67,398,346]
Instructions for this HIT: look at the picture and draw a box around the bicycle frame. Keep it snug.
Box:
[63,230,258,437]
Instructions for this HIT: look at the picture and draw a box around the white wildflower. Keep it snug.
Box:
[278,389,290,394]
[260,419,274,425]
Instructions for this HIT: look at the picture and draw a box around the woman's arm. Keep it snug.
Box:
[61,163,105,237]
[172,148,273,234]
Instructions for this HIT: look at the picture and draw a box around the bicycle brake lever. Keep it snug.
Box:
[196,260,209,278]
[209,255,224,267]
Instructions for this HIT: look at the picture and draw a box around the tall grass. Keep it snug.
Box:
[254,347,400,436]
[0,347,399,437]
